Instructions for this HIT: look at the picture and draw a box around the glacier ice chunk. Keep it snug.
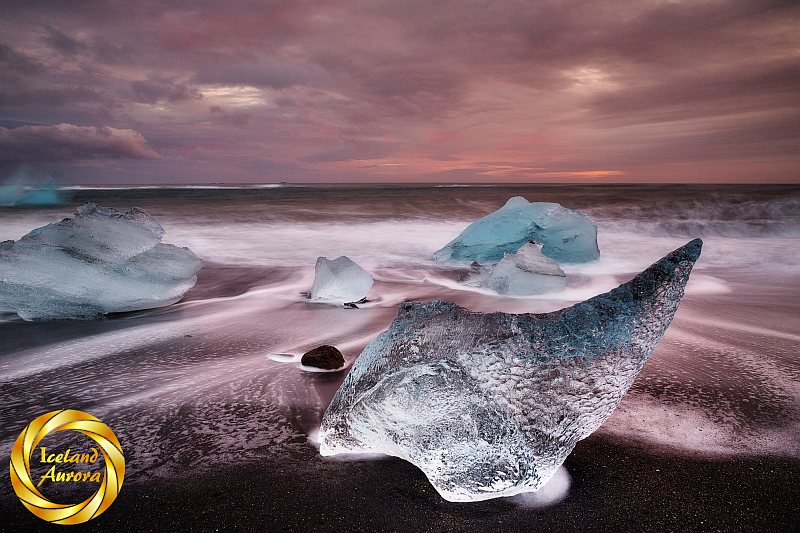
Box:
[0,203,202,320]
[0,176,69,206]
[472,241,566,295]
[320,239,702,502]
[310,256,373,303]
[434,196,599,263]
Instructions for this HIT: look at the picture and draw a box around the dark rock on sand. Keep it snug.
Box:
[301,345,345,370]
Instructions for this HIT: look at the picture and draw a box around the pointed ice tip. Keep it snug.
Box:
[501,196,530,209]
[672,238,703,263]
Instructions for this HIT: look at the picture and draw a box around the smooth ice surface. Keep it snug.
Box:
[434,196,599,263]
[310,256,373,303]
[320,239,702,502]
[0,203,202,320]
[482,242,566,295]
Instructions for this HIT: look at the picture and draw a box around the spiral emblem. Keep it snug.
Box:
[9,410,125,525]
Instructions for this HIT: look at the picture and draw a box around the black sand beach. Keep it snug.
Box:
[2,435,798,532]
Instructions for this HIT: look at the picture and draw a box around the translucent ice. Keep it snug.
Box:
[0,203,202,320]
[479,242,566,295]
[0,177,68,206]
[320,239,702,502]
[310,256,373,303]
[434,196,599,263]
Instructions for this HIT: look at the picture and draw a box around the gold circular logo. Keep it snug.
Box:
[9,410,125,525]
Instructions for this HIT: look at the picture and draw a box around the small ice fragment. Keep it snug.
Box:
[0,175,70,207]
[310,256,373,303]
[472,241,567,295]
[267,353,299,363]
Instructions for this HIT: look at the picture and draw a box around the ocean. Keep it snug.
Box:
[1,184,798,530]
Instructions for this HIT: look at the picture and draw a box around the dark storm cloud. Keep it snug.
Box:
[589,58,800,125]
[0,43,43,75]
[0,124,159,163]
[131,76,202,104]
[208,106,252,126]
[42,26,86,56]
[0,0,797,183]
[40,26,133,65]
[194,57,328,89]
[0,84,103,107]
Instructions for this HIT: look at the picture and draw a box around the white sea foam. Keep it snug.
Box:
[505,467,571,508]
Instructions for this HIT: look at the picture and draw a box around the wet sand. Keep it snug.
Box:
[1,435,798,532]
[1,266,798,532]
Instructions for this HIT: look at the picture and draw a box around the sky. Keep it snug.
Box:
[0,0,798,185]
